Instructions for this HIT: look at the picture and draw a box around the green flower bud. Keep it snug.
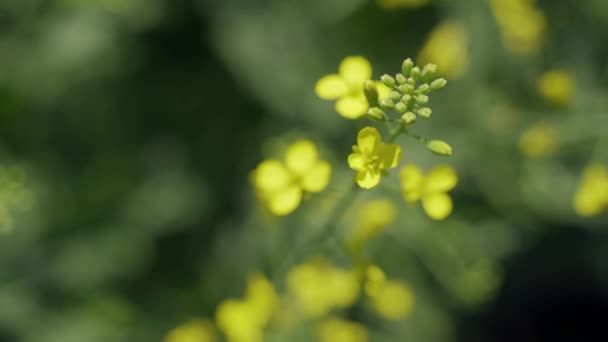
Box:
[394,102,407,113]
[407,77,416,86]
[417,84,430,93]
[401,94,412,105]
[410,66,421,81]
[388,91,401,101]
[417,107,432,118]
[415,95,429,105]
[396,73,407,85]
[398,84,414,94]
[402,58,414,76]
[421,64,437,82]
[426,140,453,156]
[430,78,448,91]
[367,107,386,120]
[401,112,417,125]
[381,74,396,87]
[363,80,379,107]
[379,98,395,109]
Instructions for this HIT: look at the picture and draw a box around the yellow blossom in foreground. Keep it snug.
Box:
[317,318,368,342]
[537,70,575,107]
[287,261,359,317]
[490,0,546,55]
[216,274,278,342]
[573,163,608,217]
[400,164,458,220]
[315,56,374,119]
[165,319,215,342]
[378,0,429,9]
[364,265,414,320]
[518,121,558,158]
[348,127,401,189]
[252,140,331,216]
[349,199,396,253]
[418,20,469,79]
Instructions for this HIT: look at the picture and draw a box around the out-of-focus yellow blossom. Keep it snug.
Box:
[518,121,558,158]
[165,319,215,342]
[348,127,401,189]
[216,274,278,342]
[573,163,608,217]
[400,164,458,220]
[317,318,368,342]
[287,261,359,317]
[378,0,429,9]
[252,140,331,216]
[490,0,546,55]
[537,70,575,107]
[315,56,375,119]
[364,265,414,320]
[349,200,396,253]
[418,21,469,79]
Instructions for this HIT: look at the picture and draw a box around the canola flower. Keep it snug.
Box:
[400,164,458,220]
[348,127,401,189]
[537,69,575,107]
[165,319,215,342]
[315,56,390,119]
[573,163,608,217]
[518,121,558,158]
[490,0,546,55]
[252,140,331,216]
[215,274,278,342]
[418,20,469,79]
[317,318,368,342]
[349,199,396,246]
[364,265,415,320]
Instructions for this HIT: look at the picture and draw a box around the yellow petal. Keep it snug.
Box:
[245,274,278,326]
[573,163,608,217]
[370,280,415,320]
[348,153,367,171]
[301,161,331,193]
[253,160,290,192]
[377,143,401,169]
[422,192,453,220]
[336,95,368,119]
[376,81,392,100]
[399,165,423,191]
[216,299,261,342]
[356,169,381,189]
[339,56,372,88]
[317,318,368,342]
[165,319,215,342]
[357,127,381,155]
[268,185,302,216]
[424,164,458,193]
[286,140,318,176]
[315,74,348,99]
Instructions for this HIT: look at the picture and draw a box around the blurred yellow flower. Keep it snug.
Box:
[377,0,429,9]
[364,265,414,320]
[165,319,215,342]
[353,199,396,240]
[537,70,575,107]
[287,261,359,317]
[490,0,546,55]
[315,56,374,119]
[252,140,331,216]
[418,20,469,79]
[317,318,368,342]
[400,164,458,220]
[348,127,401,189]
[216,274,278,342]
[573,163,608,217]
[518,121,558,158]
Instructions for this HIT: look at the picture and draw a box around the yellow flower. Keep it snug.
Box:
[252,140,331,216]
[378,0,429,9]
[537,70,575,107]
[573,163,608,217]
[363,265,414,320]
[165,319,215,342]
[400,164,458,220]
[349,200,396,253]
[317,318,368,342]
[348,127,401,189]
[315,56,375,119]
[287,261,359,317]
[518,121,558,158]
[418,20,469,79]
[490,0,546,55]
[216,274,278,342]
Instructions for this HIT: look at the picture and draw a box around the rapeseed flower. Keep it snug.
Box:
[252,140,331,216]
[537,70,575,107]
[490,0,546,55]
[165,319,215,342]
[518,121,558,158]
[348,127,401,189]
[364,265,414,320]
[573,163,608,217]
[400,164,458,220]
[418,21,469,79]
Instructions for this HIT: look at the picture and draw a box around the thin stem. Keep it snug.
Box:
[403,128,427,144]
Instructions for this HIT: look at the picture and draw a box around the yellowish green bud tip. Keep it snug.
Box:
[367,107,386,120]
[363,80,379,107]
[417,107,432,118]
[401,112,417,125]
[426,140,453,156]
[430,78,447,91]
[402,58,414,76]
[381,74,396,87]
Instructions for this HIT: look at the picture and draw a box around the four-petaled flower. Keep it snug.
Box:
[400,164,458,220]
[315,56,390,119]
[348,127,401,189]
[252,140,331,216]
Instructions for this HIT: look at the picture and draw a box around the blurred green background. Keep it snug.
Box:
[1,0,607,341]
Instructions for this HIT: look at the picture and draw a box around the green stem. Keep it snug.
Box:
[403,128,427,144]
